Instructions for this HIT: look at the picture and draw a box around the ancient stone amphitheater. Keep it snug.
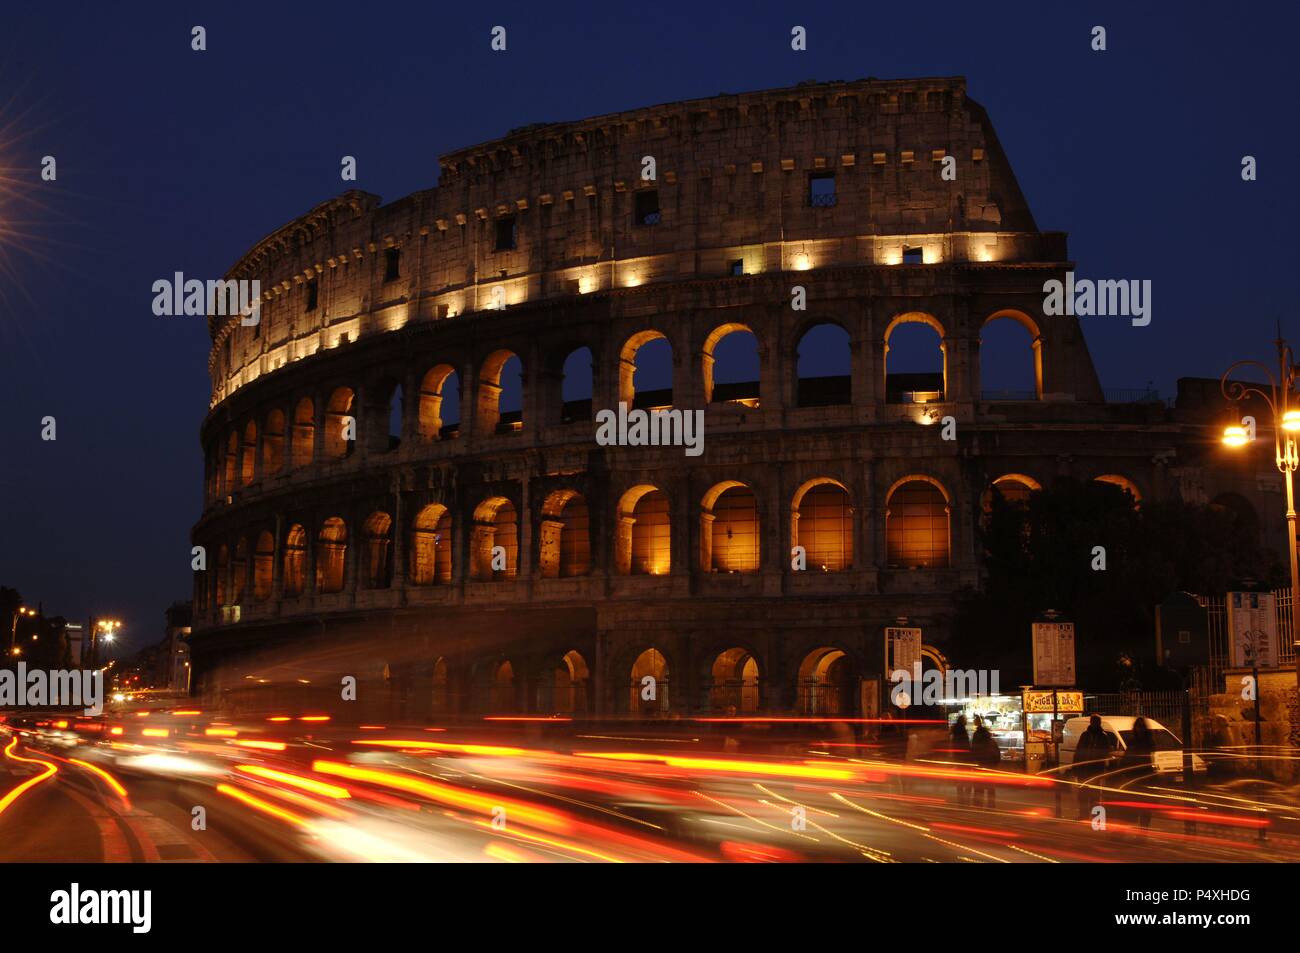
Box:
[190,77,1265,719]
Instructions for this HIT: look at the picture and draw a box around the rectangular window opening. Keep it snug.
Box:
[635,189,661,226]
[494,216,517,251]
[903,246,924,265]
[384,248,401,282]
[809,172,837,207]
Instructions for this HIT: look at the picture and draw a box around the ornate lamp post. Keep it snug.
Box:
[1220,334,1300,709]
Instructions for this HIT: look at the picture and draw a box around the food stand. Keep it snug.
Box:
[1022,688,1085,772]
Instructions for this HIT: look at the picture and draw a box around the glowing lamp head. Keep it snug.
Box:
[1222,424,1249,447]
[1283,410,1300,432]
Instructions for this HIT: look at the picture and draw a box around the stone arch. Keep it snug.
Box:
[791,478,854,571]
[710,647,760,714]
[411,503,453,585]
[362,511,394,589]
[223,432,239,493]
[291,397,315,469]
[629,648,670,717]
[492,659,516,713]
[616,484,671,575]
[701,481,760,573]
[795,321,852,407]
[554,650,591,715]
[560,346,594,423]
[1093,473,1142,503]
[797,647,856,715]
[215,544,230,605]
[702,322,760,406]
[418,365,459,439]
[539,489,591,578]
[324,387,356,459]
[232,537,248,604]
[470,496,518,579]
[981,473,1042,512]
[253,530,274,601]
[478,349,523,434]
[262,409,286,475]
[282,524,306,597]
[885,476,951,568]
[884,311,946,404]
[317,517,348,593]
[1210,492,1260,541]
[981,309,1043,400]
[619,330,673,408]
[240,421,258,486]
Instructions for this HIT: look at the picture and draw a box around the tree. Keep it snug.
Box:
[952,479,1285,689]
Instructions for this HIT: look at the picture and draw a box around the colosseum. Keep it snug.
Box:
[190,76,1277,720]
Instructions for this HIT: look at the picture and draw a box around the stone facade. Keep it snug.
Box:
[190,77,1285,719]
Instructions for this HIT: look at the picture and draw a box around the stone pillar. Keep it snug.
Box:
[271,513,285,602]
[391,476,406,591]
[538,518,563,578]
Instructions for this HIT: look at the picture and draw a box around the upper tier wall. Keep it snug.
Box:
[209,77,1055,406]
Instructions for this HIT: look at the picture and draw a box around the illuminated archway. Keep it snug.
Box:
[980,310,1043,400]
[262,409,285,475]
[470,497,518,579]
[616,485,671,575]
[291,397,315,468]
[629,648,670,716]
[791,478,853,571]
[884,312,946,404]
[539,489,591,578]
[282,524,306,597]
[701,481,760,572]
[885,477,951,568]
[1094,474,1141,503]
[797,647,853,715]
[362,511,393,589]
[710,647,760,714]
[619,330,673,409]
[253,530,274,601]
[325,387,356,459]
[316,517,348,593]
[703,323,760,406]
[411,504,453,585]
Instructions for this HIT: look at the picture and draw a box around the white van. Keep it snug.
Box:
[1060,716,1207,773]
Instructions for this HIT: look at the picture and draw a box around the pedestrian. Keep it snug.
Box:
[1206,714,1236,781]
[1072,714,1113,820]
[1122,717,1156,832]
[949,714,972,805]
[970,715,1001,807]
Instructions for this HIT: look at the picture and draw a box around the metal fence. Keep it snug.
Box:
[1087,690,1202,729]
[1197,588,1296,686]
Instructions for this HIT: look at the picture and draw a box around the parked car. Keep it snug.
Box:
[1060,716,1206,773]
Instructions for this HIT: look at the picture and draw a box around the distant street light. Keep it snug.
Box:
[1221,332,1300,704]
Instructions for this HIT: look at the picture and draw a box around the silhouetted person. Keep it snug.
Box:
[970,715,1001,807]
[949,714,972,805]
[1123,717,1156,832]
[1073,714,1112,819]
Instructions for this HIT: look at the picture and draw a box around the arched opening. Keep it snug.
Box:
[561,347,593,423]
[539,490,591,578]
[291,398,315,469]
[886,478,951,568]
[981,474,1041,514]
[629,648,669,716]
[283,524,306,598]
[796,322,851,407]
[325,387,356,459]
[980,311,1042,401]
[387,384,404,450]
[620,331,673,409]
[431,657,450,715]
[703,324,760,406]
[253,530,274,601]
[702,482,759,573]
[479,350,523,434]
[798,647,854,715]
[554,650,590,715]
[240,421,258,486]
[223,432,239,493]
[262,409,285,475]
[710,647,760,714]
[470,497,518,580]
[232,538,248,604]
[317,517,348,593]
[362,512,394,589]
[411,504,453,586]
[418,365,460,440]
[215,544,229,606]
[885,314,945,404]
[792,479,854,571]
[492,660,515,713]
[1094,474,1141,503]
[616,485,671,575]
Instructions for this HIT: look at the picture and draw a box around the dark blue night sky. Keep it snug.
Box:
[1,1,1295,650]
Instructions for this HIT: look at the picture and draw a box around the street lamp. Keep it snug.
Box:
[1220,334,1300,705]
